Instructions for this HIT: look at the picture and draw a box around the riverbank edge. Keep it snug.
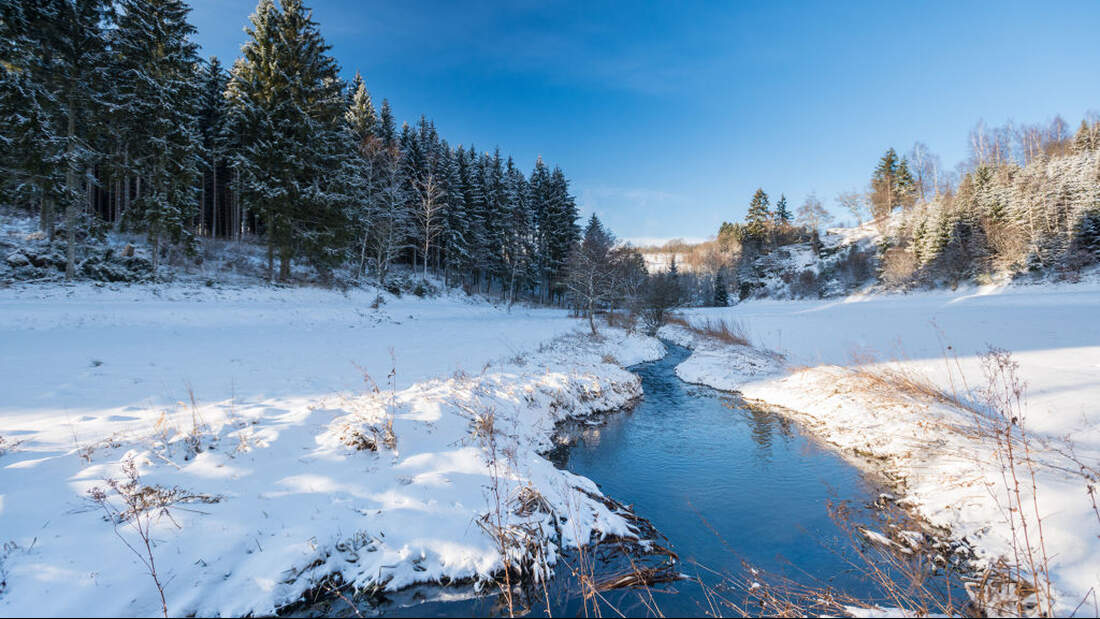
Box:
[655,322,1046,615]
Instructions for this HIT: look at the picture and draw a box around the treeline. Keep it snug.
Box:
[873,119,1100,287]
[684,115,1100,304]
[0,0,581,303]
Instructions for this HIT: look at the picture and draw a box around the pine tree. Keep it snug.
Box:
[774,194,791,225]
[378,98,395,146]
[344,71,381,279]
[896,157,916,209]
[441,145,470,283]
[345,71,378,146]
[501,156,533,304]
[113,0,204,275]
[870,148,914,220]
[0,1,65,238]
[529,156,553,301]
[43,0,113,278]
[713,271,728,307]
[459,145,487,288]
[1073,119,1095,153]
[745,188,771,242]
[197,56,229,238]
[226,0,352,280]
[546,166,580,302]
[482,148,508,289]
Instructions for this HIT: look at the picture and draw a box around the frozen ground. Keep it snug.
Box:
[663,281,1100,614]
[0,282,663,616]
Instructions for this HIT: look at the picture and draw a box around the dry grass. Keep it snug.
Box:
[666,315,751,347]
[845,355,983,417]
[829,343,1076,616]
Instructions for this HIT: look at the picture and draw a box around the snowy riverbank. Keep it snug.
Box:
[0,283,663,616]
[660,283,1100,614]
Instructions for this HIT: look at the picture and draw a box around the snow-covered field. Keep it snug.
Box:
[0,283,663,616]
[664,281,1100,614]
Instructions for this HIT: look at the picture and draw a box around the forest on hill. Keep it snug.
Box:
[638,117,1100,305]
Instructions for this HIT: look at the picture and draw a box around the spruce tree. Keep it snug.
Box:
[113,0,204,275]
[870,148,915,220]
[345,71,379,146]
[44,0,112,278]
[227,0,352,280]
[344,71,381,279]
[546,166,580,302]
[774,194,791,225]
[502,156,533,304]
[378,98,396,146]
[713,271,728,307]
[197,56,229,238]
[745,188,771,242]
[529,156,553,301]
[1074,119,1095,153]
[0,1,65,238]
[441,145,471,283]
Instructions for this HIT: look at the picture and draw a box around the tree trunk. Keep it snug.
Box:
[64,101,76,280]
[37,183,47,233]
[358,232,369,280]
[200,171,206,235]
[151,227,161,279]
[279,243,291,281]
[212,161,218,239]
[267,236,275,281]
[423,238,430,279]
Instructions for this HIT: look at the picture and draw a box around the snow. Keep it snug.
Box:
[0,282,664,616]
[663,283,1100,614]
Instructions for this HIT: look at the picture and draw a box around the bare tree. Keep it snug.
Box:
[836,190,869,225]
[1015,122,1044,166]
[796,193,830,232]
[414,172,446,279]
[565,215,618,335]
[907,142,942,200]
[370,146,411,285]
[638,270,683,334]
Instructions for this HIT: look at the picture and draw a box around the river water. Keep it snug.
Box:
[558,342,886,615]
[338,342,927,617]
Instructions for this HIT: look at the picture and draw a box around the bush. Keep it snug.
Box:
[880,247,917,287]
[789,268,821,298]
[835,246,874,285]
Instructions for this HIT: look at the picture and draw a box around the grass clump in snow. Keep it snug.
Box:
[667,316,751,347]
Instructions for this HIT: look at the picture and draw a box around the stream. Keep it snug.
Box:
[332,342,953,617]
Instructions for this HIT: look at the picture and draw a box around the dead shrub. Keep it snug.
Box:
[88,457,221,618]
[669,316,752,347]
[881,246,918,286]
[789,268,821,298]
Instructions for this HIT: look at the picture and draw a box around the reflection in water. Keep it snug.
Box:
[747,405,777,456]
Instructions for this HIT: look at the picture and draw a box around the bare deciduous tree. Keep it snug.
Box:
[414,172,446,279]
[836,190,869,225]
[796,193,830,233]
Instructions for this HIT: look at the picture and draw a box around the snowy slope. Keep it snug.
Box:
[0,283,664,616]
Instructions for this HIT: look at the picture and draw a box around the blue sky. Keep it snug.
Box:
[190,0,1100,244]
